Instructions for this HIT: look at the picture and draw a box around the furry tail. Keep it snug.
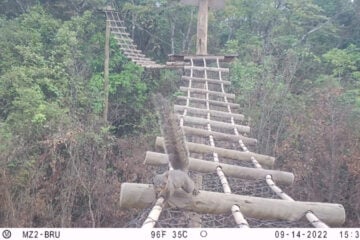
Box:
[152,93,189,171]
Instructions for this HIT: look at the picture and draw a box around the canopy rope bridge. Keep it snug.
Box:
[104,7,164,69]
[103,3,346,228]
[120,56,345,228]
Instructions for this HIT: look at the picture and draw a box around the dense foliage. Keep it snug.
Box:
[0,0,359,227]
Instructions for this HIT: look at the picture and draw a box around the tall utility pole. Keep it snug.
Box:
[180,0,225,55]
[103,8,111,122]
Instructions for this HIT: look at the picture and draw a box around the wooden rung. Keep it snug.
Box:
[125,55,145,60]
[179,87,235,99]
[122,49,142,54]
[182,76,231,85]
[133,61,155,66]
[184,55,225,60]
[155,137,274,167]
[118,40,134,45]
[184,65,229,72]
[111,30,133,36]
[122,50,142,56]
[182,126,257,145]
[126,50,143,54]
[144,151,294,185]
[110,26,126,30]
[177,96,240,108]
[114,37,131,42]
[132,58,154,63]
[179,115,250,133]
[143,65,163,68]
[174,105,244,121]
[114,37,133,42]
[115,40,137,47]
[136,61,161,66]
[111,31,130,36]
[124,54,146,59]
[120,183,346,227]
[126,53,146,58]
[140,64,163,68]
[114,38,133,43]
[110,33,133,41]
[134,61,157,65]
[170,54,236,63]
[137,60,159,64]
[132,56,152,61]
[106,19,121,23]
[145,65,164,68]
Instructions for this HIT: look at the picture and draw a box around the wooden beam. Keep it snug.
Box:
[144,151,294,185]
[174,105,245,121]
[180,86,235,99]
[119,183,346,226]
[177,96,240,108]
[179,115,250,133]
[182,126,257,145]
[183,55,224,60]
[184,65,229,72]
[182,76,231,85]
[156,137,275,167]
[168,54,236,63]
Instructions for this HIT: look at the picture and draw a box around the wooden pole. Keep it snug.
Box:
[119,183,346,227]
[103,16,110,122]
[156,137,275,167]
[179,115,250,133]
[174,105,245,121]
[144,151,294,185]
[196,0,208,55]
[177,96,240,108]
[182,126,258,145]
[180,86,236,99]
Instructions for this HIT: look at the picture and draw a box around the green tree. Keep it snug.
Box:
[323,44,360,83]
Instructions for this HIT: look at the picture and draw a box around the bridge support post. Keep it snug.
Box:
[103,8,110,121]
[196,0,208,55]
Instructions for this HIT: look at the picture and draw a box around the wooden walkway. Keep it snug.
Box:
[120,56,345,228]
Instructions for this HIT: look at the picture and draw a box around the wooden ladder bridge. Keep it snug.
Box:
[104,7,164,69]
[104,8,346,228]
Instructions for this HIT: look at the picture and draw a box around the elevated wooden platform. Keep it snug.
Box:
[166,54,238,68]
